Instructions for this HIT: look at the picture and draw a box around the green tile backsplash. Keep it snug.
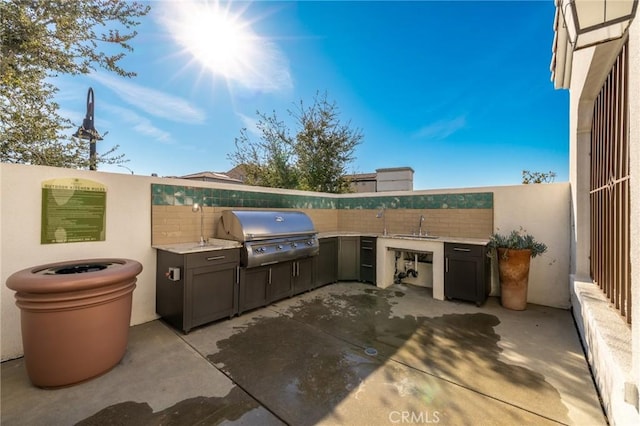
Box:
[151,184,493,209]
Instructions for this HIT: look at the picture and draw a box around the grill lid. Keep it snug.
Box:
[216,210,317,242]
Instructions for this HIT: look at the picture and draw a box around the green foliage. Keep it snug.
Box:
[522,170,556,184]
[229,92,363,194]
[1,0,150,169]
[488,228,548,258]
[230,112,299,189]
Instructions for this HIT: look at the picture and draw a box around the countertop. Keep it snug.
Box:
[154,234,489,255]
[317,232,489,246]
[153,238,242,254]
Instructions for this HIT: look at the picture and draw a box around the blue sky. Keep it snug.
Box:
[55,0,568,190]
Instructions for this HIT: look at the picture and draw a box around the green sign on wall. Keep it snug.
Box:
[41,178,107,244]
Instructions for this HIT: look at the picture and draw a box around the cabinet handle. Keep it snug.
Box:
[362,247,373,251]
[445,257,449,273]
[206,255,225,261]
[268,268,272,284]
[296,262,300,276]
[362,264,373,268]
[292,262,296,276]
[453,248,471,252]
[236,266,240,284]
[362,239,373,243]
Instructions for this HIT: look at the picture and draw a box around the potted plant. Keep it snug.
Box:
[488,228,547,310]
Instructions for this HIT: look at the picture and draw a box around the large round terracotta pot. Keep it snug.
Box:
[497,248,531,311]
[6,258,142,388]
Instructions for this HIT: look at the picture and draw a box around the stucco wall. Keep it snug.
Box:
[1,163,571,361]
[1,164,159,361]
[492,183,571,308]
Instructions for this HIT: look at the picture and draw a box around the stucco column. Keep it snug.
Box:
[571,128,592,280]
[569,90,594,280]
[628,20,640,409]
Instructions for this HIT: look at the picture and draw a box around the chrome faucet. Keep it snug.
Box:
[376,208,387,236]
[192,203,206,246]
[418,215,426,236]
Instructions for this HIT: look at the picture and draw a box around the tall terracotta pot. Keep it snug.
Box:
[497,248,531,311]
[6,258,142,388]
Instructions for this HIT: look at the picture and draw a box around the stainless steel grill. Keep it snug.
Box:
[216,210,319,268]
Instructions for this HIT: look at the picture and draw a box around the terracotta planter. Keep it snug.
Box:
[6,258,142,388]
[497,248,531,311]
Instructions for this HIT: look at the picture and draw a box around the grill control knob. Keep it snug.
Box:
[291,242,297,248]
[276,245,283,250]
[306,240,314,246]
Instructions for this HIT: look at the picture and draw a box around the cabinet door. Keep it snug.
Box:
[293,257,315,294]
[268,261,293,303]
[445,256,479,301]
[444,243,487,305]
[360,237,377,284]
[239,267,269,314]
[338,236,360,281]
[188,263,237,330]
[315,238,338,287]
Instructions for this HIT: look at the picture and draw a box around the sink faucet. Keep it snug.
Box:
[376,208,387,236]
[418,215,426,236]
[192,203,206,246]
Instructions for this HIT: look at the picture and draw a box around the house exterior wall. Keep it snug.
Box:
[349,180,377,193]
[630,21,640,415]
[565,20,640,425]
[376,167,414,191]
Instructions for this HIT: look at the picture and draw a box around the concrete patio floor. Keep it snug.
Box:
[1,282,606,425]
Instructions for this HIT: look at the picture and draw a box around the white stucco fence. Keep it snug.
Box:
[1,163,570,360]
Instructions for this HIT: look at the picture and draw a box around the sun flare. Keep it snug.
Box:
[158,1,291,92]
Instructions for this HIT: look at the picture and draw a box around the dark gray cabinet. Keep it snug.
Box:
[268,262,293,303]
[239,261,292,314]
[338,236,360,281]
[238,266,269,314]
[315,237,338,287]
[359,236,377,284]
[156,248,239,333]
[444,243,490,306]
[292,257,315,295]
[238,258,315,313]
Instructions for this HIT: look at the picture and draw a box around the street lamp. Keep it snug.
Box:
[73,87,103,171]
[118,165,134,174]
[560,0,638,50]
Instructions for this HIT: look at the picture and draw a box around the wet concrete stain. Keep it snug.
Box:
[209,314,379,425]
[207,288,569,425]
[364,287,405,298]
[75,387,266,426]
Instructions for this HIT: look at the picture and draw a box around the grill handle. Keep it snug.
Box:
[245,231,317,241]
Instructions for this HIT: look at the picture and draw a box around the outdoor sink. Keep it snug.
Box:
[162,239,241,254]
[392,234,440,240]
[207,238,241,248]
[192,239,240,249]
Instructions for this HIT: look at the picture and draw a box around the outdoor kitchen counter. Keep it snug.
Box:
[316,232,490,300]
[317,232,489,245]
[153,238,242,254]
[377,235,489,301]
